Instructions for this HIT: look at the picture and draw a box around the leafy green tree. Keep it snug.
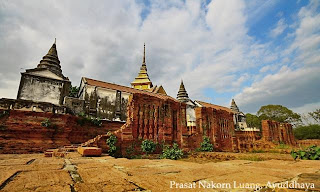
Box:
[257,105,301,126]
[293,124,320,140]
[69,86,79,97]
[246,113,261,129]
[308,108,320,124]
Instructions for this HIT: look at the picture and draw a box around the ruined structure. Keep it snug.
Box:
[0,42,297,154]
[0,109,124,153]
[115,92,237,154]
[17,40,71,105]
[262,120,296,145]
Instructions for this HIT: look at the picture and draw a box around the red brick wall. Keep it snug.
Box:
[297,139,320,147]
[261,120,296,145]
[0,109,124,153]
[115,93,188,154]
[115,93,236,154]
[194,107,235,151]
[233,131,262,152]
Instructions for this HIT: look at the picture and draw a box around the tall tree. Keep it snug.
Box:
[257,105,301,126]
[246,113,261,129]
[308,108,320,124]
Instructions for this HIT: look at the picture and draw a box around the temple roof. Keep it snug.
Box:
[177,80,190,102]
[131,44,153,88]
[83,77,174,101]
[230,99,240,113]
[36,39,65,78]
[195,100,233,113]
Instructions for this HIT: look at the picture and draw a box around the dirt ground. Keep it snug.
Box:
[0,152,319,192]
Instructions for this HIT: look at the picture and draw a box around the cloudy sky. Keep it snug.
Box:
[0,0,319,114]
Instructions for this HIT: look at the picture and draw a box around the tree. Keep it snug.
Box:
[308,108,320,124]
[293,124,320,140]
[246,113,261,129]
[257,105,301,126]
[69,86,79,97]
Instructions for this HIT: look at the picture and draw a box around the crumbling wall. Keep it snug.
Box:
[194,107,235,151]
[261,120,296,145]
[115,93,187,155]
[81,85,129,121]
[115,93,237,155]
[0,109,124,153]
[0,98,66,114]
[233,131,262,152]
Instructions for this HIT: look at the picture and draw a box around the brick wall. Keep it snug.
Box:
[0,109,124,153]
[115,93,236,154]
[115,93,187,154]
[194,107,235,151]
[297,139,320,147]
[233,131,262,152]
[261,120,296,145]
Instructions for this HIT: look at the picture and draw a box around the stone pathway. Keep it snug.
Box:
[0,153,319,191]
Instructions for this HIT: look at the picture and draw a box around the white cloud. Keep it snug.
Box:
[0,0,319,116]
[236,0,320,113]
[270,18,288,38]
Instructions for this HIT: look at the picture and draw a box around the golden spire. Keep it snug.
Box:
[131,43,153,90]
[143,43,145,64]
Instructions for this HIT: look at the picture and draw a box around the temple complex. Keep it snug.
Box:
[0,41,297,154]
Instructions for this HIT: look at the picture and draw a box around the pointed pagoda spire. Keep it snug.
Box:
[37,39,63,77]
[131,43,153,90]
[177,80,190,102]
[230,99,240,113]
[143,43,146,64]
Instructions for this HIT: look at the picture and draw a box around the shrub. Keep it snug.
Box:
[199,136,214,152]
[91,117,102,127]
[41,118,52,127]
[77,115,102,127]
[0,110,9,118]
[141,140,156,154]
[106,133,117,156]
[291,145,320,160]
[161,143,183,160]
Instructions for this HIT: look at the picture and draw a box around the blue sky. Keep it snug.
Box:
[0,0,319,114]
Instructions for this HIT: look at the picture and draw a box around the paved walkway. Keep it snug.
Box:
[0,153,319,191]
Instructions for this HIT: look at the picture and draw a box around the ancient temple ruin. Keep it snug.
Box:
[0,41,297,154]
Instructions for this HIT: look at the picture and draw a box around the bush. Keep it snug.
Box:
[141,140,156,154]
[41,118,52,127]
[91,117,102,127]
[0,110,9,118]
[106,133,117,156]
[199,136,214,152]
[291,145,320,160]
[161,143,183,160]
[294,124,320,140]
[77,114,102,127]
